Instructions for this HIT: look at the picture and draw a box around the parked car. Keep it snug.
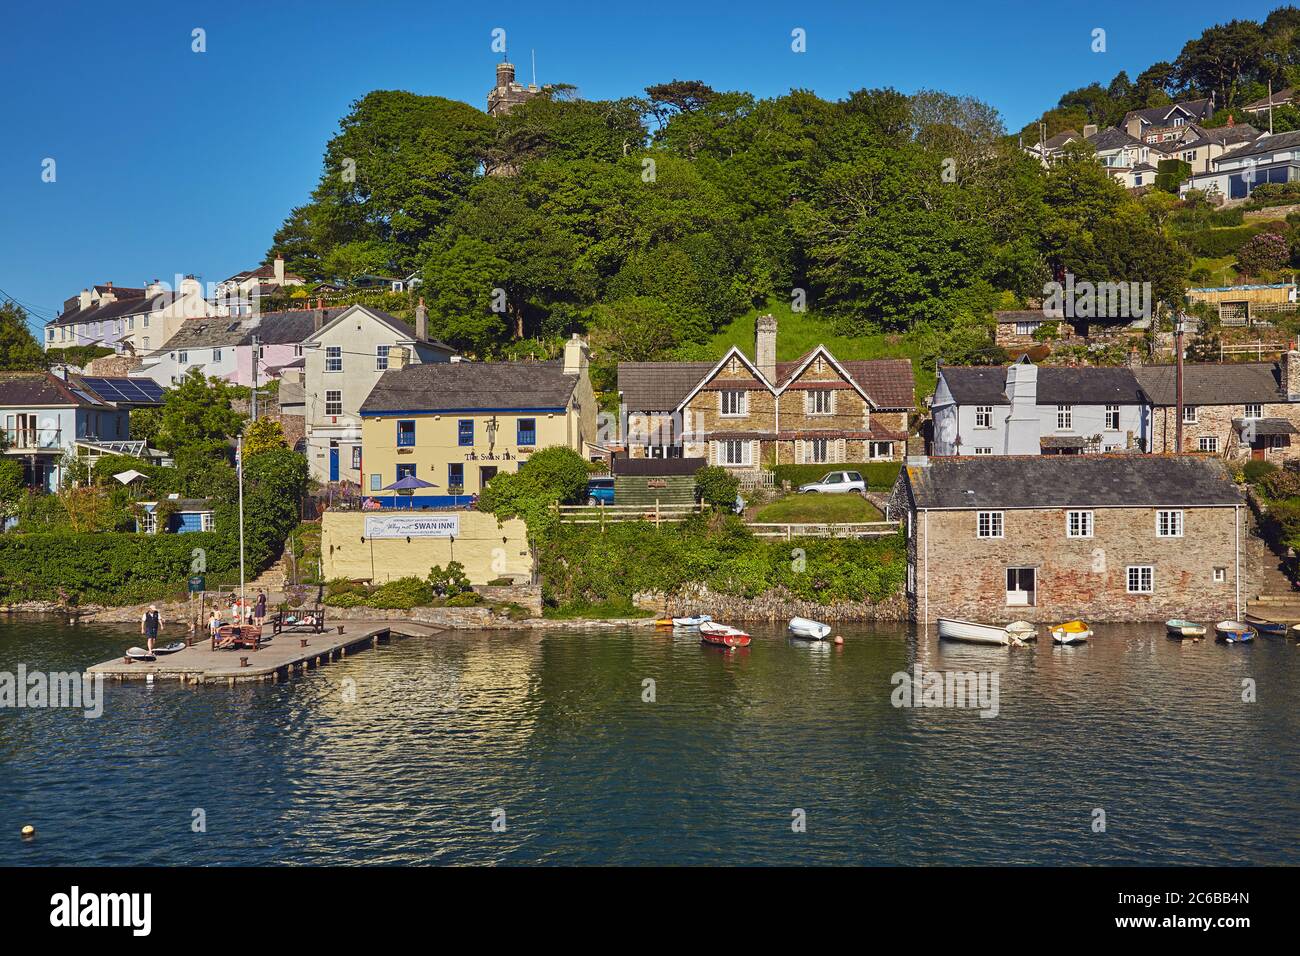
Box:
[586,477,615,506]
[797,471,866,494]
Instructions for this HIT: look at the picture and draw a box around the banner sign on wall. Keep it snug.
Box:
[364,514,460,539]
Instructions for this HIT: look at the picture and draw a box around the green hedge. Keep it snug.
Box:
[538,516,905,607]
[1179,225,1266,259]
[0,532,238,604]
[770,462,902,490]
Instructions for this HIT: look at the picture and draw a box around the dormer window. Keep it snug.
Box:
[720,391,746,417]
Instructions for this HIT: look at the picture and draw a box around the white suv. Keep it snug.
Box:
[797,471,866,494]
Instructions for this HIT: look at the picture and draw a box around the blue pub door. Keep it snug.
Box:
[329,442,340,481]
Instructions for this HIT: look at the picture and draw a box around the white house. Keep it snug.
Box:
[930,359,1150,457]
[1181,130,1300,201]
[299,303,455,484]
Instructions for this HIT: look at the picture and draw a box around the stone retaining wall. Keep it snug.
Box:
[633,585,907,622]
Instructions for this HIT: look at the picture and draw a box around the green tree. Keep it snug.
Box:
[0,301,46,371]
[154,370,245,495]
[244,417,288,456]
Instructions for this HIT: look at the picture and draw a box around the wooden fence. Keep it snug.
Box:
[746,520,902,540]
[555,501,703,528]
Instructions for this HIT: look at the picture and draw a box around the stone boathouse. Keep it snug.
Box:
[891,455,1248,624]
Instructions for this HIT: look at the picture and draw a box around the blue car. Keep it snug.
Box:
[586,477,615,506]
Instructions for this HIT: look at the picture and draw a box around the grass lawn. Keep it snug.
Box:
[1190,255,1239,287]
[753,493,883,524]
[542,599,656,620]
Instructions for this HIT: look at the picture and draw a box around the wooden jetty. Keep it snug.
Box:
[87,621,445,686]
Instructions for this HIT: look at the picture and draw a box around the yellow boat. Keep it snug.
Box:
[655,618,675,628]
[1050,619,1092,644]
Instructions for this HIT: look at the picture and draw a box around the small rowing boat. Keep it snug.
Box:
[937,617,1013,646]
[788,616,832,640]
[1244,614,1287,636]
[1005,620,1038,641]
[1215,621,1254,643]
[671,614,712,628]
[1050,620,1092,644]
[1166,619,1206,639]
[698,621,751,648]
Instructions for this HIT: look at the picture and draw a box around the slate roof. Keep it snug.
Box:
[995,309,1060,323]
[0,371,106,408]
[1087,127,1145,151]
[361,361,579,414]
[156,308,348,353]
[939,366,1147,405]
[904,455,1243,510]
[1243,87,1294,111]
[1121,99,1215,129]
[1215,129,1300,163]
[50,292,177,328]
[1134,363,1286,406]
[1182,123,1261,151]
[617,354,916,412]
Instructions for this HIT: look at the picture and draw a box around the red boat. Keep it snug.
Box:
[698,622,752,648]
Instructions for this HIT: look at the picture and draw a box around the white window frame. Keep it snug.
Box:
[719,390,746,417]
[1127,565,1154,594]
[141,511,157,534]
[325,346,343,372]
[1066,510,1093,538]
[1015,321,1040,336]
[973,446,993,456]
[1183,405,1198,424]
[974,406,993,429]
[718,439,752,466]
[1056,405,1073,431]
[200,512,214,532]
[376,345,390,371]
[325,390,343,417]
[1105,405,1120,430]
[977,511,1004,539]
[1244,403,1262,420]
[868,441,893,460]
[1199,436,1219,453]
[1212,567,1226,583]
[808,390,834,415]
[1156,510,1184,538]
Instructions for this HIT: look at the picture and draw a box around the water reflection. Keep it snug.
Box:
[0,616,1296,865]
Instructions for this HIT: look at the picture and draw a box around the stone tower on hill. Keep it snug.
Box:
[488,60,541,117]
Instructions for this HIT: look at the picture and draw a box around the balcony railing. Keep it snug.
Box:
[3,427,62,451]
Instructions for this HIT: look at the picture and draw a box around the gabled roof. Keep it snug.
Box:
[903,455,1243,510]
[1087,127,1145,151]
[618,362,715,411]
[1243,87,1294,111]
[1121,98,1215,128]
[360,361,578,414]
[776,350,915,408]
[0,371,106,408]
[939,365,1146,405]
[1214,130,1300,163]
[674,346,778,411]
[1181,123,1262,151]
[1134,363,1287,406]
[49,291,179,328]
[302,304,453,352]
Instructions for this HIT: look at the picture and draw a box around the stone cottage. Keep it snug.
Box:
[891,455,1247,624]
[1136,352,1300,460]
[617,314,915,471]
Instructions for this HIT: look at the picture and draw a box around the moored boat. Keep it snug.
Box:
[1050,620,1092,644]
[1005,620,1038,641]
[671,614,712,628]
[937,617,1011,646]
[1244,614,1287,636]
[698,621,752,648]
[1166,619,1206,639]
[1215,621,1255,643]
[788,616,832,640]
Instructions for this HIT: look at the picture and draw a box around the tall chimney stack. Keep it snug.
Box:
[415,297,428,343]
[755,313,777,383]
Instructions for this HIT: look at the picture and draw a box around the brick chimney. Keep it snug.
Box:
[755,313,777,383]
[1284,342,1300,400]
[415,297,428,342]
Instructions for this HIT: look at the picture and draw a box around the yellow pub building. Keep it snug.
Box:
[358,335,597,506]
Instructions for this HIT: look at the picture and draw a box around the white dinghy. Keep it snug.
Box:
[788,617,832,640]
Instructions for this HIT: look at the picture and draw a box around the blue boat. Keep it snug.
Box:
[1215,621,1255,643]
[1245,615,1288,636]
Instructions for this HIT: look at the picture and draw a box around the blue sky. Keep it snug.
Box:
[0,0,1283,333]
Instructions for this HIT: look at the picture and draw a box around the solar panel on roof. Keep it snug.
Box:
[81,377,165,406]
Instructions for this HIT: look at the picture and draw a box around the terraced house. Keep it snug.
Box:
[358,335,596,507]
[617,315,915,472]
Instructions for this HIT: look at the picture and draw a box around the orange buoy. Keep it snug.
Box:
[834,636,844,645]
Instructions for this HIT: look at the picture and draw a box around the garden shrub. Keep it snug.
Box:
[365,576,434,609]
[694,466,740,509]
[1244,459,1278,484]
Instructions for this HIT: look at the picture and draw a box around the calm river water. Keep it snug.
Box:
[1,616,1297,865]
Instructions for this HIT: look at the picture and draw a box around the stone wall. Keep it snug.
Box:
[1150,402,1300,460]
[472,584,542,616]
[84,354,142,377]
[633,585,908,622]
[911,504,1248,622]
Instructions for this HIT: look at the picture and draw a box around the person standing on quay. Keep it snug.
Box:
[141,605,162,654]
[255,590,267,627]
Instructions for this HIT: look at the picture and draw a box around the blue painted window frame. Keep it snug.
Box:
[396,464,416,481]
[397,420,416,447]
[458,419,474,447]
[517,418,537,447]
[448,463,464,492]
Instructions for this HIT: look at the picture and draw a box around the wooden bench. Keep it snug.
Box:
[212,624,263,652]
[271,607,326,635]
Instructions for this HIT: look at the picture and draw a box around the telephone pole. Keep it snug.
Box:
[251,334,260,421]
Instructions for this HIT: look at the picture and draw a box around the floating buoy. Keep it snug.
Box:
[834,636,844,645]
[20,825,34,839]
